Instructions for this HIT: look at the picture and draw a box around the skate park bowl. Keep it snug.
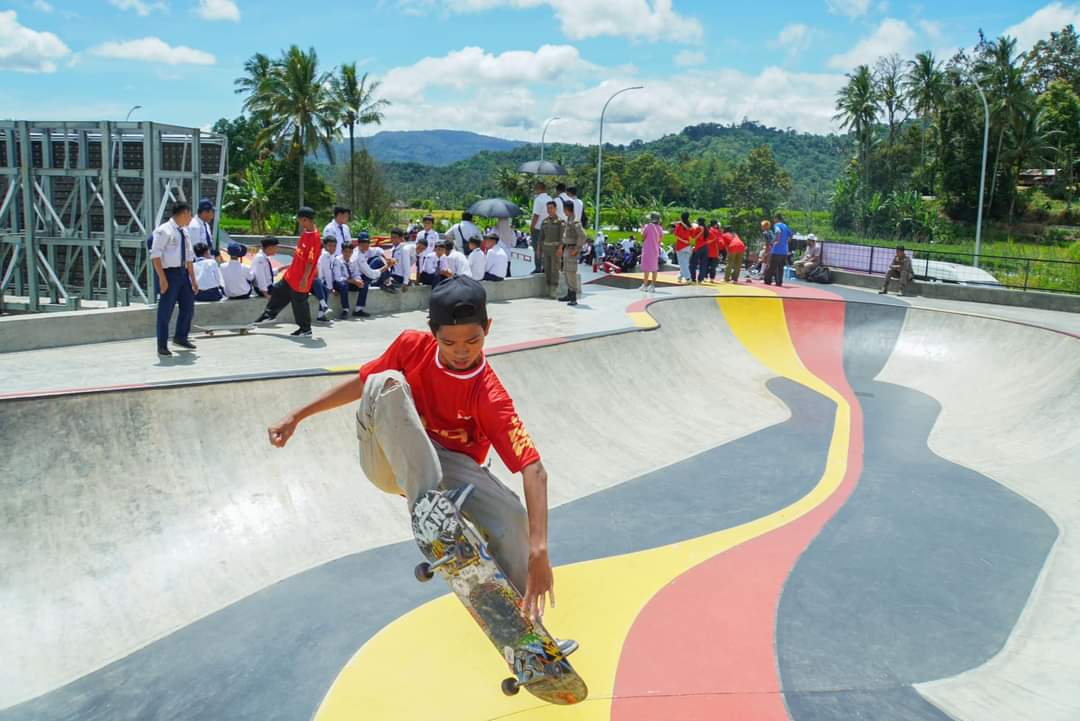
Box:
[2,288,1078,721]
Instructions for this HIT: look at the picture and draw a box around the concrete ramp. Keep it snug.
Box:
[2,292,1077,721]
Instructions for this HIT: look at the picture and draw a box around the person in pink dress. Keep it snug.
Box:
[638,212,664,292]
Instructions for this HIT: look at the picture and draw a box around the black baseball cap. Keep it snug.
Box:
[297,206,315,219]
[429,275,488,327]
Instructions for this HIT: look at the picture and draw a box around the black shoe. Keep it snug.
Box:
[381,284,398,294]
[254,312,273,324]
[173,338,197,350]
[354,309,371,318]
[566,291,578,306]
[157,346,172,357]
[339,310,349,319]
[557,293,572,302]
[290,328,313,337]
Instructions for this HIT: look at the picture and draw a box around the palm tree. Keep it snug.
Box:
[977,36,1032,214]
[234,52,272,96]
[331,64,390,211]
[834,65,880,232]
[225,159,283,234]
[1006,110,1056,223]
[244,46,338,211]
[903,51,946,188]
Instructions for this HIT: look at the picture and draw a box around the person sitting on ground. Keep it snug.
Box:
[340,242,370,318]
[220,242,252,299]
[192,241,225,302]
[467,237,486,281]
[483,233,509,282]
[880,245,914,295]
[416,238,439,287]
[313,236,337,322]
[794,234,822,279]
[252,236,278,299]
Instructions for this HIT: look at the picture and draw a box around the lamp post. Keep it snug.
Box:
[539,116,560,164]
[594,85,644,239]
[125,105,142,121]
[968,73,989,268]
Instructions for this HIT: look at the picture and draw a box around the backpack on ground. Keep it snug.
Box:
[807,264,832,284]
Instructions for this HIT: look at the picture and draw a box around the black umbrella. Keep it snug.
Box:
[517,160,567,176]
[466,198,523,218]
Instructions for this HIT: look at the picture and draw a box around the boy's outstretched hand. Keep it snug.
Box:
[524,549,555,620]
[268,414,298,447]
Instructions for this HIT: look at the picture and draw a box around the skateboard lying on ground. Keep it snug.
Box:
[411,486,588,704]
[193,323,255,337]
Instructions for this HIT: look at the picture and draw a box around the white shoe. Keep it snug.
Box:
[637,283,647,291]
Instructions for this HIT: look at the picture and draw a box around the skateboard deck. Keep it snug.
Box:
[411,487,587,704]
[194,324,255,337]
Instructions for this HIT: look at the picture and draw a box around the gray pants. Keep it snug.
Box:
[561,250,581,292]
[355,370,530,592]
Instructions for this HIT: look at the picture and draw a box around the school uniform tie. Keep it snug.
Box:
[179,228,187,266]
[338,225,346,245]
[203,221,212,250]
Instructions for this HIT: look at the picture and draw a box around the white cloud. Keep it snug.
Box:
[674,50,705,66]
[32,0,54,12]
[773,22,813,57]
[89,37,215,65]
[918,18,943,42]
[0,10,70,73]
[827,18,915,69]
[108,0,166,16]
[195,0,240,21]
[399,0,703,42]
[381,44,594,102]
[826,0,869,18]
[1003,2,1080,49]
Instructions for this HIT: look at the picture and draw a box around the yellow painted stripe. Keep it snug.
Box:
[313,291,851,721]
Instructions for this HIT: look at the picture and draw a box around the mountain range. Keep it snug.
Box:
[326,129,525,166]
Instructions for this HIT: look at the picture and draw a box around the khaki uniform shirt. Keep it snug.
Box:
[561,218,587,251]
[539,216,564,251]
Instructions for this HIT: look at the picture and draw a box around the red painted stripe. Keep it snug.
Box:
[610,294,864,721]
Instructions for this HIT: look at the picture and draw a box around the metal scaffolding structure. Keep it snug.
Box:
[0,120,227,312]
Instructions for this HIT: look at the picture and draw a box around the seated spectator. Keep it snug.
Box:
[350,235,395,295]
[580,239,595,266]
[220,242,252,299]
[794,234,822,279]
[880,245,914,295]
[312,235,337,322]
[483,233,508,281]
[251,236,278,299]
[416,238,439,287]
[435,239,470,282]
[330,242,354,319]
[192,242,225,302]
[467,237,486,281]
[340,242,370,318]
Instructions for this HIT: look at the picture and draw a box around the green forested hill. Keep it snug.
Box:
[377,121,851,209]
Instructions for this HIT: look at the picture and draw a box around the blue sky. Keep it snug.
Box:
[0,0,1070,143]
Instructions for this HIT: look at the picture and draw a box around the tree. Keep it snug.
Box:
[1036,79,1080,207]
[875,54,908,145]
[243,45,338,211]
[224,159,282,234]
[903,51,946,189]
[1026,25,1080,95]
[212,115,261,179]
[729,145,793,218]
[977,36,1032,216]
[834,65,880,230]
[336,149,394,229]
[331,64,389,211]
[1005,109,1056,222]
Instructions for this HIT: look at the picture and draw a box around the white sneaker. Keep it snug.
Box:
[637,283,647,291]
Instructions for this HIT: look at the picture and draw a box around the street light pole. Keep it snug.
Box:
[540,116,560,164]
[125,105,142,122]
[594,86,644,239]
[970,74,989,268]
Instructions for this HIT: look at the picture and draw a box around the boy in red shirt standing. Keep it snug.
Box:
[267,276,558,622]
[705,220,724,283]
[255,207,321,336]
[723,227,748,282]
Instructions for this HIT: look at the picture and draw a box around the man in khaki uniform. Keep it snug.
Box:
[880,245,914,295]
[558,198,586,306]
[539,199,564,298]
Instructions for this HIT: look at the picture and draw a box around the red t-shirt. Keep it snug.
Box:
[725,233,746,254]
[358,331,541,473]
[706,228,723,258]
[674,222,693,251]
[284,230,321,292]
[690,225,707,251]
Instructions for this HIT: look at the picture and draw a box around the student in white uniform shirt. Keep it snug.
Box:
[530,180,552,274]
[555,182,571,221]
[322,206,352,257]
[389,228,416,290]
[483,233,509,281]
[340,242,371,318]
[415,237,439,286]
[252,236,279,299]
[150,201,197,356]
[466,237,486,280]
[220,242,253,299]
[435,239,470,281]
[312,235,337,322]
[351,234,396,293]
[567,186,584,222]
[414,213,441,257]
[193,242,225,302]
[495,217,515,277]
[446,211,482,252]
[329,242,355,319]
[187,198,218,257]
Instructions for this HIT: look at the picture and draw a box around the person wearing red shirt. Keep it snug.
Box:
[254,206,320,336]
[688,216,709,284]
[267,276,559,622]
[705,220,725,282]
[723,227,748,282]
[673,211,693,283]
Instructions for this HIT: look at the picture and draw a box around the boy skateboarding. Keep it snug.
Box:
[267,275,557,622]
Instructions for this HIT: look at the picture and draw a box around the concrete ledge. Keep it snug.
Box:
[0,275,545,353]
[830,269,1080,313]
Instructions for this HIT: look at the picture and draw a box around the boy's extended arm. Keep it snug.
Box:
[520,460,555,619]
[268,374,364,447]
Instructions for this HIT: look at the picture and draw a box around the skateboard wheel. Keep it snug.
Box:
[501,677,520,696]
[414,562,434,582]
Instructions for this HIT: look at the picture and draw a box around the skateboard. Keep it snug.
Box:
[194,324,255,337]
[411,486,587,704]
